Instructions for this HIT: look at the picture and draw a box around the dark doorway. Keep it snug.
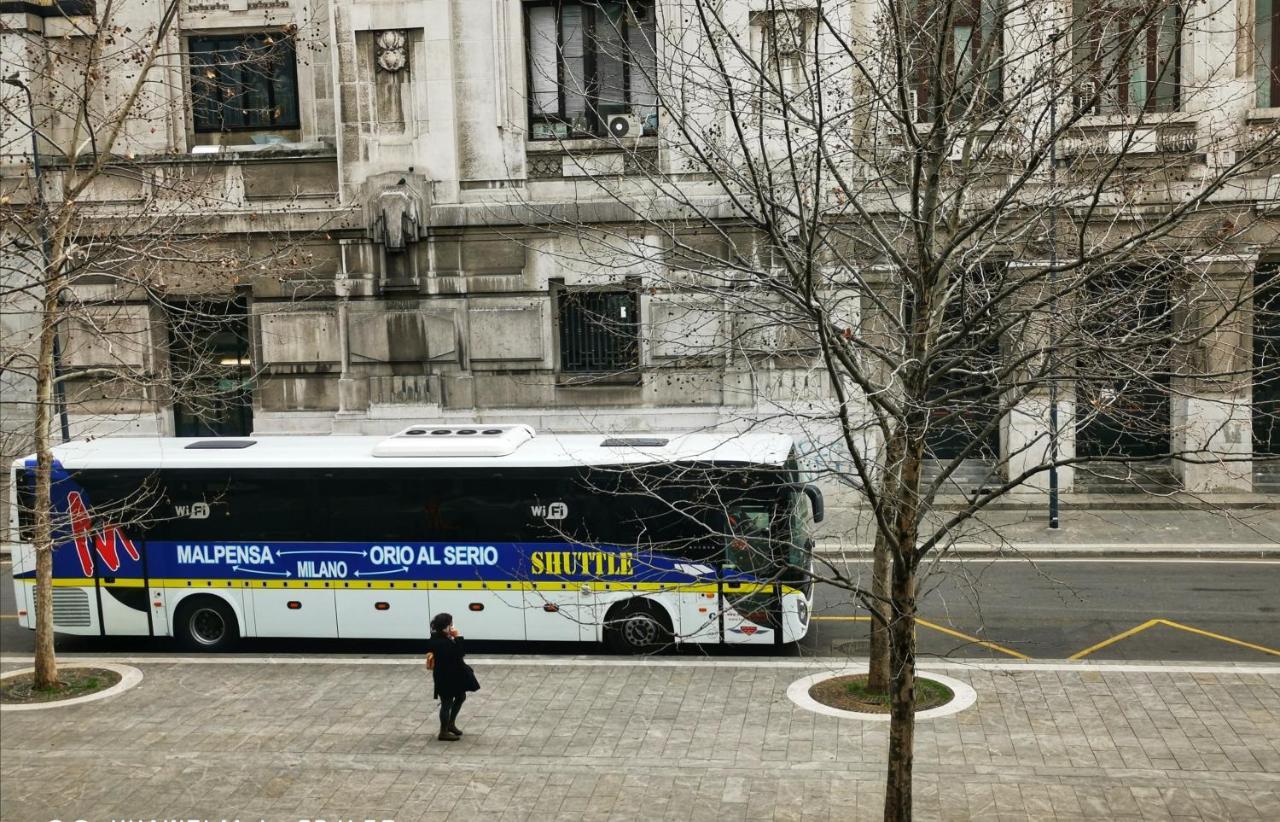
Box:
[168,301,253,437]
[922,266,1003,493]
[1255,265,1280,490]
[1075,267,1175,490]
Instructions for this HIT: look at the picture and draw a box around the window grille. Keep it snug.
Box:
[558,289,640,372]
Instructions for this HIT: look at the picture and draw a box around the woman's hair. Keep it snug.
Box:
[430,612,453,635]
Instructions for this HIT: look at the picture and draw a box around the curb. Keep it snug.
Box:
[0,663,143,712]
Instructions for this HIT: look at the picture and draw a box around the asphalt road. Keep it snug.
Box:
[2,558,1277,662]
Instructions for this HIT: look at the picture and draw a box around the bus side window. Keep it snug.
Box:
[149,470,220,541]
[162,469,318,541]
[432,471,552,542]
[572,467,725,562]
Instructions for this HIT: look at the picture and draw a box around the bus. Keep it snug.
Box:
[9,424,821,652]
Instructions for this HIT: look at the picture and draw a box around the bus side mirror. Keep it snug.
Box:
[803,484,824,523]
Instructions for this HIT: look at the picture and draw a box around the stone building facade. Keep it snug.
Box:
[1,0,1278,520]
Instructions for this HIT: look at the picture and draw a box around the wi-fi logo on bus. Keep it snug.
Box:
[530,501,568,520]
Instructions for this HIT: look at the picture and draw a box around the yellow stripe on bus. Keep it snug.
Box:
[21,578,800,596]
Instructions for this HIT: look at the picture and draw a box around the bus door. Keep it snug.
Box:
[61,470,152,637]
[720,501,784,646]
[93,541,152,637]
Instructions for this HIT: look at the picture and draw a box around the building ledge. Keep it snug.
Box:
[928,492,1280,511]
[33,143,337,170]
[527,136,658,155]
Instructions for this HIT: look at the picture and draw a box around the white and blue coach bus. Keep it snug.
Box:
[10,425,821,652]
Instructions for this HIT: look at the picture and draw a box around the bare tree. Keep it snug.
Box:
[504,0,1280,818]
[1,0,321,689]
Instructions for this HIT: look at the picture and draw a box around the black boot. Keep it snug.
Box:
[448,722,463,737]
[438,723,459,741]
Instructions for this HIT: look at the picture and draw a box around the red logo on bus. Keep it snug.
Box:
[66,491,140,576]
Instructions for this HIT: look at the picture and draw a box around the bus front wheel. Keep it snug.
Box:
[605,601,671,654]
[176,597,240,652]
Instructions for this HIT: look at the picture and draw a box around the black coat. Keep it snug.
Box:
[426,633,468,699]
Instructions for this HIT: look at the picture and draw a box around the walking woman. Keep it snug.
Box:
[425,612,475,741]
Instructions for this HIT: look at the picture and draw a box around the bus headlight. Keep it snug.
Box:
[797,598,809,625]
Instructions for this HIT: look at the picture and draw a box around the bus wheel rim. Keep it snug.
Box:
[190,608,226,646]
[623,615,659,648]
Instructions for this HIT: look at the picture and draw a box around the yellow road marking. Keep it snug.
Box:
[1154,619,1280,658]
[915,617,1031,660]
[0,614,16,620]
[811,615,1030,659]
[1068,619,1163,660]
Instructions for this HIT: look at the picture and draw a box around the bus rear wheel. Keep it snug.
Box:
[176,597,239,652]
[605,601,671,654]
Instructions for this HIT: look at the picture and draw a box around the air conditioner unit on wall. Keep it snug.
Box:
[606,114,643,138]
[1076,81,1101,116]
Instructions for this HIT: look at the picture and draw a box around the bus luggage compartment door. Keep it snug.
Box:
[250,586,337,638]
[430,585,526,641]
[336,587,432,639]
[525,584,593,642]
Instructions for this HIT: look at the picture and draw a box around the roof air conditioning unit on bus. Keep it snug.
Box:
[372,424,536,458]
[606,113,642,138]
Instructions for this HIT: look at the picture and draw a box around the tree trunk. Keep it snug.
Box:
[32,280,59,689]
[882,551,917,822]
[868,425,907,694]
[882,418,923,822]
[867,530,892,692]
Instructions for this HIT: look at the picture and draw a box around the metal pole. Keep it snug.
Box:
[1047,34,1060,530]
[5,74,71,442]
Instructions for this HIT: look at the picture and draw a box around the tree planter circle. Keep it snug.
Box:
[0,664,142,712]
[787,668,976,721]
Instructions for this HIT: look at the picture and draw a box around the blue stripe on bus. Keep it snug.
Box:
[138,541,748,585]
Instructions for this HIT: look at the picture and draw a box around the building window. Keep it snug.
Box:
[1072,0,1181,115]
[910,0,1003,122]
[189,33,301,133]
[526,0,658,139]
[557,289,640,372]
[1257,0,1280,106]
[750,8,815,114]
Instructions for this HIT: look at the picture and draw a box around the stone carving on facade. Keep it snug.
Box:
[375,30,409,73]
[374,179,420,251]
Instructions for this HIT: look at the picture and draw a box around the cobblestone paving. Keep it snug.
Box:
[2,660,1278,821]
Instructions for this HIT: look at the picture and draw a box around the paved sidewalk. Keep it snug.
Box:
[2,655,1278,821]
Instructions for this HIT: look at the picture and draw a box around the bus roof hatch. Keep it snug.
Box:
[371,424,536,458]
